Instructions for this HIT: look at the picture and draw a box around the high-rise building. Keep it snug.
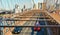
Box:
[14,4,21,13]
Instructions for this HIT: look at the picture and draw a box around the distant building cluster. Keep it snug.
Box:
[0,0,60,14]
[13,4,21,13]
[43,0,60,10]
[13,4,32,13]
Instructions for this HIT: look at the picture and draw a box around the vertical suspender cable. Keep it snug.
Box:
[13,0,16,7]
[8,0,11,10]
[6,0,10,10]
[16,0,18,4]
[0,0,3,9]
[0,0,5,9]
[18,0,20,6]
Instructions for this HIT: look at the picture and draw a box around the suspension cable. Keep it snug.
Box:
[0,0,4,9]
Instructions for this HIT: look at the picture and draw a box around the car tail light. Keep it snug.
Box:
[37,27,41,31]
[34,27,37,31]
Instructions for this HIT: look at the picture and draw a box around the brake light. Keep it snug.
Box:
[34,27,37,31]
[37,27,41,31]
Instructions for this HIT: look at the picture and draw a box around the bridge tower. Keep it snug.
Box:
[38,3,42,9]
[38,2,46,10]
[32,0,37,9]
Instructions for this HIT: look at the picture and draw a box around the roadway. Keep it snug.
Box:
[12,12,52,35]
[1,11,59,35]
[12,12,39,35]
[2,10,40,35]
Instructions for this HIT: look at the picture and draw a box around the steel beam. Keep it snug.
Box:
[0,25,60,27]
[14,16,49,18]
[2,19,52,21]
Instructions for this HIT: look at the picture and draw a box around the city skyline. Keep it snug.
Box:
[0,0,43,10]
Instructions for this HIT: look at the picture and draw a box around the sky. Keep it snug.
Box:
[0,0,43,10]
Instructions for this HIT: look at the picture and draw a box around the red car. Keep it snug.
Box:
[34,21,41,31]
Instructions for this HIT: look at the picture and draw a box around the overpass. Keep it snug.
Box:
[0,10,60,35]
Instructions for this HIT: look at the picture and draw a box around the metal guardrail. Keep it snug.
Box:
[15,16,48,18]
[0,18,59,28]
[0,25,60,27]
[1,19,52,21]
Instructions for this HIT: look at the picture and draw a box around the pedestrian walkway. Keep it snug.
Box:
[46,12,60,24]
[51,13,60,24]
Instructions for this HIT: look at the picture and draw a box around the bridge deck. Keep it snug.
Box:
[3,10,38,35]
[50,13,60,24]
[1,10,60,35]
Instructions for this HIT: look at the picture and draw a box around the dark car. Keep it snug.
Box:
[12,27,22,34]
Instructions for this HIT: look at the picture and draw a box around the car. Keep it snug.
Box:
[12,27,22,34]
[34,21,41,31]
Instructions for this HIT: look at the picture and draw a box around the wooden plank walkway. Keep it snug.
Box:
[46,12,60,24]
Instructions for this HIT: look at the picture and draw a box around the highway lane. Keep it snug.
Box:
[0,12,39,35]
[12,12,49,35]
[1,12,52,35]
[31,12,47,35]
[20,21,36,35]
[0,11,59,35]
[31,12,53,35]
[19,15,38,35]
[36,21,47,35]
[20,14,39,35]
[0,12,54,35]
[12,13,39,35]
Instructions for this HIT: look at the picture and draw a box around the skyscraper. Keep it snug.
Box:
[14,4,21,13]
